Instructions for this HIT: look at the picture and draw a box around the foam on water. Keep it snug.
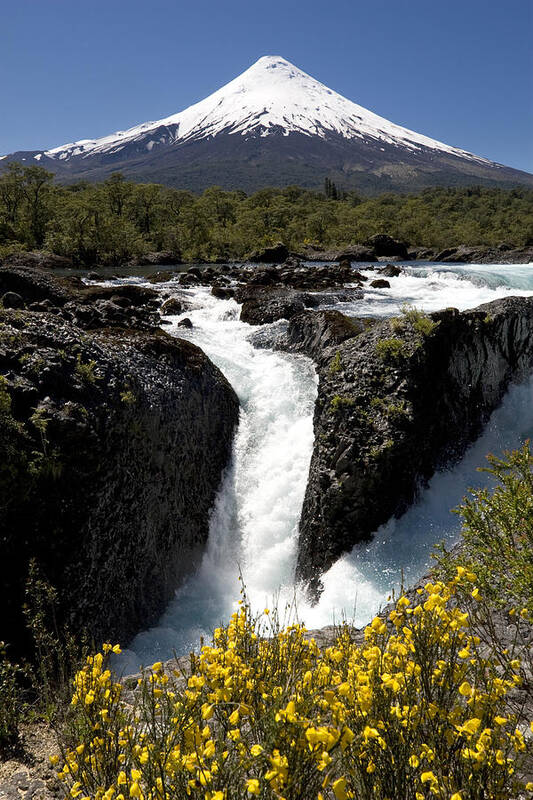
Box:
[329,263,533,318]
[116,263,533,672]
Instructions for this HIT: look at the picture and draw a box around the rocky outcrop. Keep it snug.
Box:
[132,251,181,267]
[0,267,239,654]
[237,287,306,324]
[248,242,289,263]
[434,244,533,264]
[0,266,161,330]
[232,262,365,325]
[276,311,374,365]
[1,251,74,270]
[294,298,533,590]
[302,244,377,263]
[366,235,408,259]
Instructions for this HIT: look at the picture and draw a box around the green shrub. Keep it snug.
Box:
[330,395,355,413]
[329,351,342,374]
[120,389,136,405]
[375,338,406,364]
[400,304,439,336]
[75,354,98,384]
[436,443,533,617]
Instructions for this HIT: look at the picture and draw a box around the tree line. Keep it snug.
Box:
[1,164,532,265]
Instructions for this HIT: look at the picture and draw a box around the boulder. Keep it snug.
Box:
[1,291,24,309]
[211,286,235,300]
[239,287,306,325]
[143,251,180,266]
[379,264,402,278]
[434,245,485,263]
[407,247,436,261]
[370,279,391,288]
[161,297,184,316]
[248,242,289,263]
[366,234,408,259]
[302,244,377,263]
[147,271,177,284]
[179,273,200,286]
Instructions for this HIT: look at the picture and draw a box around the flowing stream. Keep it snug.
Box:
[117,262,533,673]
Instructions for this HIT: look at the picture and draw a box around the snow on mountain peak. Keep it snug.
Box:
[41,55,489,164]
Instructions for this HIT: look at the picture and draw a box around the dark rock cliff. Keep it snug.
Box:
[0,268,239,653]
[288,298,533,590]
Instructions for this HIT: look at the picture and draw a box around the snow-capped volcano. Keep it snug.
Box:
[42,56,486,163]
[5,56,533,193]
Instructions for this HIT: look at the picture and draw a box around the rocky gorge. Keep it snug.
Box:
[2,256,533,656]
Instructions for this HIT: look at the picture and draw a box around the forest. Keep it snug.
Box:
[1,164,532,265]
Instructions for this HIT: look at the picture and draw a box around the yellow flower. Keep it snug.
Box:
[245,778,260,795]
[250,745,263,757]
[332,777,348,800]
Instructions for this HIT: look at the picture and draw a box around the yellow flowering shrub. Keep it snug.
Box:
[56,574,532,800]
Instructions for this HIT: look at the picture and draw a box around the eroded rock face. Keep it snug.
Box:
[276,310,374,366]
[295,298,533,591]
[0,269,239,653]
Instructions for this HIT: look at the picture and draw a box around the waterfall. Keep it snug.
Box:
[116,263,533,672]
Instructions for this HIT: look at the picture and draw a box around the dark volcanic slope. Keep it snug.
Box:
[7,131,533,194]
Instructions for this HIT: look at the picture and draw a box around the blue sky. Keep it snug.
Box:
[1,0,531,173]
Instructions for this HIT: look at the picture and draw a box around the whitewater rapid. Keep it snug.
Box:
[118,262,533,672]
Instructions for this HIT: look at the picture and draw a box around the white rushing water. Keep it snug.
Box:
[118,262,533,672]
